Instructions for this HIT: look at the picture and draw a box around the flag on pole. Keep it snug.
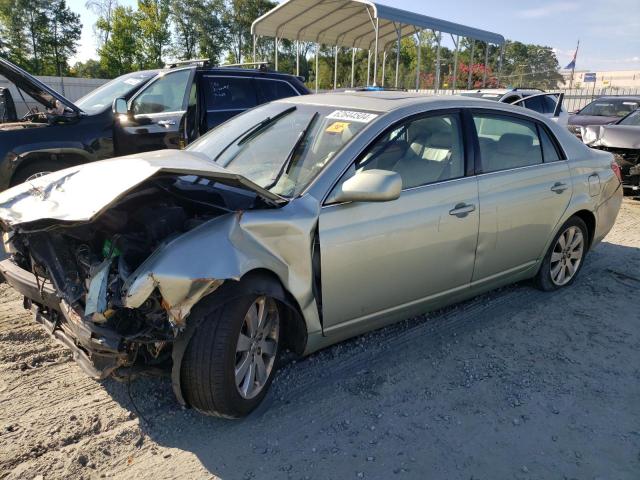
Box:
[565,41,579,70]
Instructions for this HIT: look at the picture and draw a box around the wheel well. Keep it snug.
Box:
[572,210,596,249]
[11,152,87,186]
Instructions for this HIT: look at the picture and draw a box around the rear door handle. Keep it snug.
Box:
[157,120,176,127]
[550,182,568,194]
[449,203,476,218]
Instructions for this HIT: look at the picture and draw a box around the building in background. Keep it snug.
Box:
[560,70,640,89]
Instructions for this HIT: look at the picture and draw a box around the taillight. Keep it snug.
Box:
[611,161,623,183]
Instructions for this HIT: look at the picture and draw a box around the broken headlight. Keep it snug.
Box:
[1,231,16,255]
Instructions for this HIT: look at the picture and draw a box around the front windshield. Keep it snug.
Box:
[188,103,379,197]
[579,98,639,117]
[75,71,157,114]
[619,109,640,126]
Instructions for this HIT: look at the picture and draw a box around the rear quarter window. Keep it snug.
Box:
[256,79,299,103]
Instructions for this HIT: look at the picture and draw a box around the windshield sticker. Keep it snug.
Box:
[124,78,143,86]
[326,121,351,134]
[326,110,378,123]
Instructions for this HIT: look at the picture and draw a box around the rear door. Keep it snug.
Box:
[114,68,194,155]
[471,111,572,281]
[201,75,257,132]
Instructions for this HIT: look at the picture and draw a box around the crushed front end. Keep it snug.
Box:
[0,163,279,379]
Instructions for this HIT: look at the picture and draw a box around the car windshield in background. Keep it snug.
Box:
[459,92,502,101]
[75,71,157,114]
[579,98,640,117]
[187,103,378,197]
[619,109,640,126]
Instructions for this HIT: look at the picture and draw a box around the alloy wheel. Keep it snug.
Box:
[550,226,584,286]
[234,296,280,399]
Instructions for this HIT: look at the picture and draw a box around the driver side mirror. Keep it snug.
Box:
[328,169,402,204]
[113,97,129,116]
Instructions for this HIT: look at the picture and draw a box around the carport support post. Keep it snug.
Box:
[351,48,356,88]
[296,41,300,76]
[451,35,459,92]
[497,43,505,86]
[367,50,371,86]
[415,29,422,91]
[334,45,339,90]
[315,45,319,93]
[275,37,279,70]
[373,18,379,86]
[382,51,387,87]
[482,43,489,87]
[395,24,401,89]
[435,31,441,93]
[467,39,475,90]
[253,35,257,63]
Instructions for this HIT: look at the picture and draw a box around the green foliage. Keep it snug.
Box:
[0,0,81,75]
[0,0,566,90]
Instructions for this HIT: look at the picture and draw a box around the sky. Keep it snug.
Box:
[67,0,640,72]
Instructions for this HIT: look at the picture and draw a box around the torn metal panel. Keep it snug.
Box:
[85,259,112,322]
[581,125,640,149]
[123,195,323,335]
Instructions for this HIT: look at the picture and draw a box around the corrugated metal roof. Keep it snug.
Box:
[251,0,505,49]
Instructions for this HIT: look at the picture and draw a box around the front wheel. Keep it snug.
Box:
[181,295,281,417]
[535,217,588,291]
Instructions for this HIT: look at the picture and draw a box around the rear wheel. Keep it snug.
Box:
[181,295,281,417]
[535,216,588,291]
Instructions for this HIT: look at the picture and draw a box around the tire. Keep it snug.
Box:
[181,294,281,418]
[9,161,60,187]
[535,216,589,291]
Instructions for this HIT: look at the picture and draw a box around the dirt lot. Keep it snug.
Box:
[1,200,639,480]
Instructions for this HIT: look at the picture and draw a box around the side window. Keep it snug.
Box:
[541,95,559,114]
[132,69,191,115]
[256,79,298,102]
[203,76,257,111]
[523,95,545,113]
[354,113,465,189]
[539,126,561,162]
[473,114,542,173]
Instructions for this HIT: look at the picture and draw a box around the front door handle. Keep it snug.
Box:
[449,203,476,218]
[550,182,568,194]
[157,120,176,127]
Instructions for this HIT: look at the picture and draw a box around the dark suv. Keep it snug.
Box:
[0,58,309,190]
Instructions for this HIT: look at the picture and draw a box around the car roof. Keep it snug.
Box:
[274,91,541,114]
[590,96,640,101]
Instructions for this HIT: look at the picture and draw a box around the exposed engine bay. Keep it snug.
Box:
[3,173,273,379]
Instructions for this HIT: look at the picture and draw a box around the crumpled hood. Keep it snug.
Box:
[0,57,81,114]
[0,149,285,229]
[581,124,640,148]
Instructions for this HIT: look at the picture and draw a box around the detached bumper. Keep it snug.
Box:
[0,258,132,379]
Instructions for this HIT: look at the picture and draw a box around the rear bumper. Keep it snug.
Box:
[0,258,132,379]
[593,183,623,247]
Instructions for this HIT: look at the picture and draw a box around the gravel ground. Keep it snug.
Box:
[1,200,639,480]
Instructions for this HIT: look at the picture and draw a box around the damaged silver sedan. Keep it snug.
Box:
[0,93,623,417]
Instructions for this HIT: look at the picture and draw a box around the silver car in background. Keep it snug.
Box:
[0,92,623,417]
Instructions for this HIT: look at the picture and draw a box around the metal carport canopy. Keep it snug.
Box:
[251,0,505,51]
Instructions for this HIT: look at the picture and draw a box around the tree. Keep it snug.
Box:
[70,59,107,78]
[170,0,226,63]
[0,0,30,69]
[85,0,119,47]
[97,6,142,76]
[137,0,171,68]
[21,0,49,74]
[45,0,82,77]
[223,0,276,64]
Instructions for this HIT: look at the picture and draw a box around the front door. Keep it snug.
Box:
[114,68,194,155]
[471,111,573,281]
[318,111,480,332]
